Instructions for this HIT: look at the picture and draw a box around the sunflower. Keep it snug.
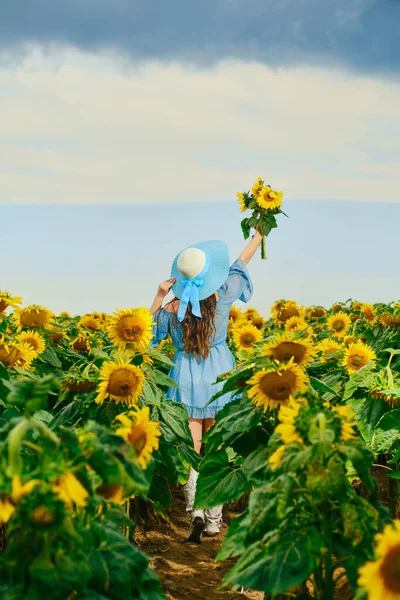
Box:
[245,308,265,330]
[352,301,362,311]
[0,343,21,367]
[380,313,400,328]
[0,292,22,314]
[271,300,303,326]
[14,342,37,370]
[305,306,326,320]
[229,306,244,323]
[316,339,343,361]
[332,405,356,442]
[0,498,15,524]
[331,303,344,313]
[269,445,286,470]
[71,333,92,353]
[342,341,376,375]
[262,333,316,367]
[327,312,351,338]
[256,186,283,211]
[13,305,54,331]
[107,308,153,351]
[59,311,71,318]
[79,314,101,332]
[247,359,308,412]
[236,192,247,213]
[96,484,129,504]
[251,176,264,198]
[51,472,89,508]
[284,316,309,334]
[361,303,377,325]
[11,476,42,502]
[343,335,358,349]
[16,330,46,356]
[275,399,305,445]
[95,359,145,407]
[232,322,263,353]
[115,406,161,469]
[358,520,400,600]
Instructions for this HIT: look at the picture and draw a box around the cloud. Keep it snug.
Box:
[0,0,399,75]
[1,48,400,204]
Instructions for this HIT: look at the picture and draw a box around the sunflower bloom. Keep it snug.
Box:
[272,300,304,326]
[247,359,308,412]
[52,472,89,508]
[71,333,92,353]
[95,359,145,406]
[361,303,377,325]
[229,306,243,323]
[269,445,286,470]
[316,339,343,362]
[284,316,309,334]
[342,341,376,375]
[251,176,264,198]
[16,330,46,356]
[256,186,283,211]
[115,406,161,469]
[96,484,130,504]
[13,305,54,331]
[0,292,22,314]
[358,520,400,600]
[275,399,305,444]
[332,405,356,442]
[236,192,247,213]
[305,306,326,320]
[12,476,42,502]
[262,333,316,367]
[79,314,101,332]
[327,312,351,339]
[232,322,262,354]
[108,308,153,351]
[0,343,22,367]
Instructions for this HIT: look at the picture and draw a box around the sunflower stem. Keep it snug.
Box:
[260,236,267,260]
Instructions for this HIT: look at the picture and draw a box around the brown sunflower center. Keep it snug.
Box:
[82,319,99,331]
[379,544,400,593]
[240,333,257,347]
[349,354,366,368]
[73,337,89,352]
[311,308,325,318]
[273,342,306,364]
[116,317,144,342]
[332,320,345,332]
[278,308,299,322]
[127,426,147,455]
[259,370,297,401]
[364,309,374,320]
[31,505,54,524]
[0,300,8,314]
[25,338,39,351]
[107,369,138,397]
[20,309,48,328]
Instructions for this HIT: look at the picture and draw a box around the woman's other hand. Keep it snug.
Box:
[157,278,176,298]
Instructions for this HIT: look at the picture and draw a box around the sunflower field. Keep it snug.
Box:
[1,291,400,600]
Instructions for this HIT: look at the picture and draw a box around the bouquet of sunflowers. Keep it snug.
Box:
[236,176,286,259]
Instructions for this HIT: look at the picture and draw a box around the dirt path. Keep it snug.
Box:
[135,487,263,600]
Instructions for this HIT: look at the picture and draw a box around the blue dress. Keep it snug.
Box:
[152,259,253,418]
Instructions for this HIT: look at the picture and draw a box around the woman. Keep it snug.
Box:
[150,231,263,542]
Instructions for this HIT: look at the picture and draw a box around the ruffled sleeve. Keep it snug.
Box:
[218,258,253,306]
[151,308,171,347]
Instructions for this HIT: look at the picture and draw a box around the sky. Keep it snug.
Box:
[1,1,399,314]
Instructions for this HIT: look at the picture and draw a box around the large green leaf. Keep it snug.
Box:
[195,449,250,508]
[157,400,192,446]
[309,376,340,399]
[371,409,400,454]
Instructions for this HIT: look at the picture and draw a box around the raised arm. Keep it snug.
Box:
[238,230,263,265]
[149,278,176,315]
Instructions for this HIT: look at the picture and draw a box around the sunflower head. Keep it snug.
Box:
[342,341,376,375]
[316,339,343,362]
[115,406,161,469]
[71,333,92,353]
[256,186,283,211]
[232,322,263,354]
[0,343,21,367]
[13,305,54,331]
[236,192,247,213]
[16,330,46,356]
[361,303,377,324]
[327,312,351,338]
[358,520,400,600]
[229,305,243,323]
[107,308,153,350]
[247,359,309,412]
[245,308,265,330]
[95,359,146,407]
[305,306,326,320]
[262,333,316,367]
[352,301,362,311]
[79,314,101,332]
[251,176,264,198]
[272,301,304,326]
[0,292,22,314]
[331,303,344,313]
[284,316,309,334]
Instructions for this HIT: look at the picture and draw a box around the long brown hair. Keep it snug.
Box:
[165,295,217,359]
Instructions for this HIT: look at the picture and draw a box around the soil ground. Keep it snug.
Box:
[135,487,263,600]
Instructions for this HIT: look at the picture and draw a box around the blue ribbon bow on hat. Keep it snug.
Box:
[177,255,210,323]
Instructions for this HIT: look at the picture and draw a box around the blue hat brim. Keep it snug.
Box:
[171,240,230,301]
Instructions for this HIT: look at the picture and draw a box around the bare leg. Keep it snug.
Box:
[189,418,203,454]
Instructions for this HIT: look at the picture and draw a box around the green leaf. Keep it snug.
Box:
[372,409,400,453]
[148,474,171,509]
[195,450,250,508]
[145,345,175,368]
[151,369,178,389]
[241,218,251,240]
[343,365,377,400]
[157,400,192,446]
[37,346,62,368]
[309,376,340,398]
[50,400,81,428]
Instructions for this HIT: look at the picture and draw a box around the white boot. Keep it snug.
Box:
[183,469,205,543]
[204,505,223,536]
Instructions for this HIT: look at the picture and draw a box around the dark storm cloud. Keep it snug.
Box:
[1,0,399,73]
